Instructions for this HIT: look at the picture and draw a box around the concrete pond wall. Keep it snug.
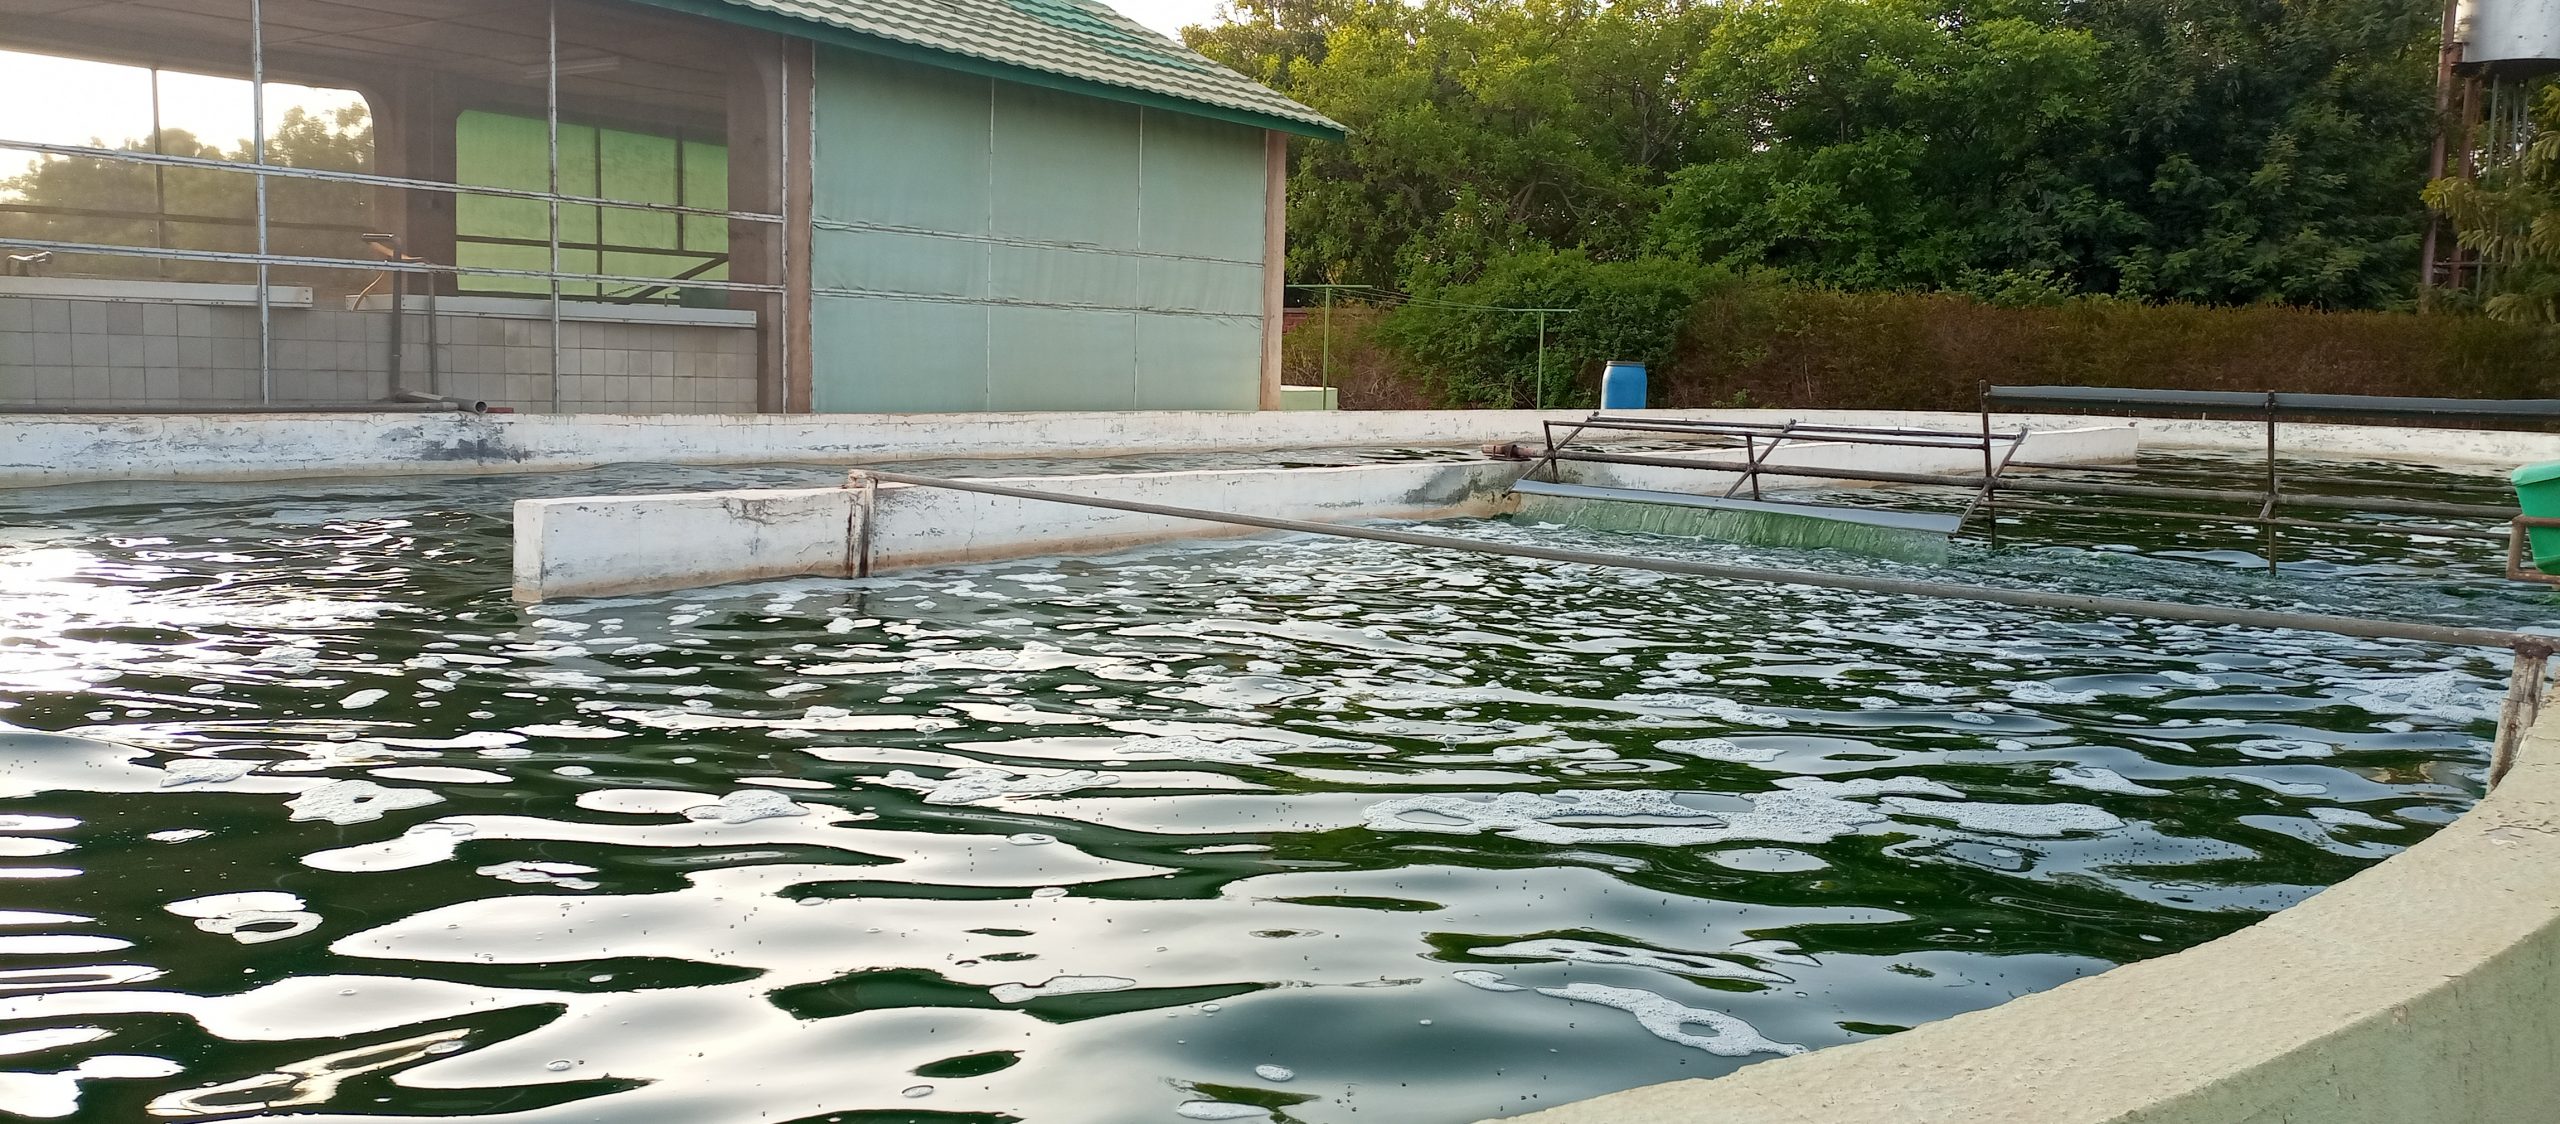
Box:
[0,406,2525,489]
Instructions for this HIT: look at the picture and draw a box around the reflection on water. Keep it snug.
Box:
[0,451,2551,1122]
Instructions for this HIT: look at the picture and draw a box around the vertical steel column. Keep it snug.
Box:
[2263,392,2280,575]
[251,0,271,404]
[547,1,564,414]
[1320,287,1333,402]
[1534,310,1547,411]
[1979,381,1997,548]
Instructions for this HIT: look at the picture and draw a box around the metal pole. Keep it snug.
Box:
[1320,287,1333,403]
[251,0,270,405]
[1981,381,1998,549]
[1534,310,1547,411]
[2264,391,2280,576]
[853,469,2556,656]
[2421,0,2463,307]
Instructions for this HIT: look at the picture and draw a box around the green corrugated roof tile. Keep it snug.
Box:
[710,0,1345,138]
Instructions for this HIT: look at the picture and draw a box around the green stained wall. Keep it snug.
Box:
[809,49,1268,414]
[454,110,729,299]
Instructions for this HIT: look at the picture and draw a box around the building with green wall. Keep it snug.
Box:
[0,0,1342,415]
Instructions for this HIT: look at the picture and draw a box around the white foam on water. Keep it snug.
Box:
[2048,766,2171,797]
[2006,683,2102,705]
[516,724,626,739]
[2335,670,2498,723]
[1108,735,1292,765]
[1451,970,1523,992]
[377,731,525,751]
[989,975,1135,1003]
[1174,1102,1269,1121]
[1471,938,1791,984]
[286,780,443,825]
[881,767,1118,805]
[1619,694,1791,728]
[681,790,809,824]
[338,689,388,709]
[1535,983,1804,1057]
[164,891,320,945]
[1881,796,2124,837]
[158,759,259,787]
[1363,777,1958,848]
[2224,774,2329,796]
[370,766,510,785]
[1656,738,1783,764]
[1252,1064,1295,1082]
[2310,807,2396,831]
[2235,739,2335,760]
[477,861,601,890]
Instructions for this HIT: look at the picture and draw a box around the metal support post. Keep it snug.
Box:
[2263,392,2280,576]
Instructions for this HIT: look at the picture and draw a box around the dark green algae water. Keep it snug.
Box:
[0,451,2551,1123]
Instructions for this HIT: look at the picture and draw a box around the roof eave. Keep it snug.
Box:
[629,0,1348,141]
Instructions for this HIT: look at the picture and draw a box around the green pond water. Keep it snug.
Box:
[0,451,2551,1123]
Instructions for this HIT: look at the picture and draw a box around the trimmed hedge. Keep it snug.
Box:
[1668,287,2560,412]
[1298,283,2559,412]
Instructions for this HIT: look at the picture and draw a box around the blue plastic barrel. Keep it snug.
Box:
[1600,361,1647,410]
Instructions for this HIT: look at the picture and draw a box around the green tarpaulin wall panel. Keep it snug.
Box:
[454,110,729,299]
[809,48,1267,414]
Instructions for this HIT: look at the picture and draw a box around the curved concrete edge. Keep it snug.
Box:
[1496,708,2560,1124]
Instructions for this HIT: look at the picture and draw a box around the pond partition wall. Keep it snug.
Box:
[0,0,801,413]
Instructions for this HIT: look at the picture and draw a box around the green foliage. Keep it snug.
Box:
[1187,0,2444,310]
[2427,83,2560,324]
[0,104,374,279]
[1369,249,1726,407]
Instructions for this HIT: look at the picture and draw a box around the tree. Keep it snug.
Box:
[0,102,373,281]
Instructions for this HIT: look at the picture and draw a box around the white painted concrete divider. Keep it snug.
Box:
[513,461,1524,602]
[1496,703,2560,1124]
[511,425,2137,601]
[862,460,1522,573]
[512,486,858,602]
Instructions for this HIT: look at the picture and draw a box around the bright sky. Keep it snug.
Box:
[0,50,362,153]
[1109,0,1231,38]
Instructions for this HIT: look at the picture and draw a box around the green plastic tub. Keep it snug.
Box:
[2511,461,2560,573]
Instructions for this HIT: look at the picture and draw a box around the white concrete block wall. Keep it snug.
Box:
[0,296,758,415]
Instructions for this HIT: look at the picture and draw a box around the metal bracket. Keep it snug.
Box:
[2504,516,2560,587]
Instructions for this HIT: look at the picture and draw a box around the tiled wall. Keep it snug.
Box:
[0,296,760,413]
